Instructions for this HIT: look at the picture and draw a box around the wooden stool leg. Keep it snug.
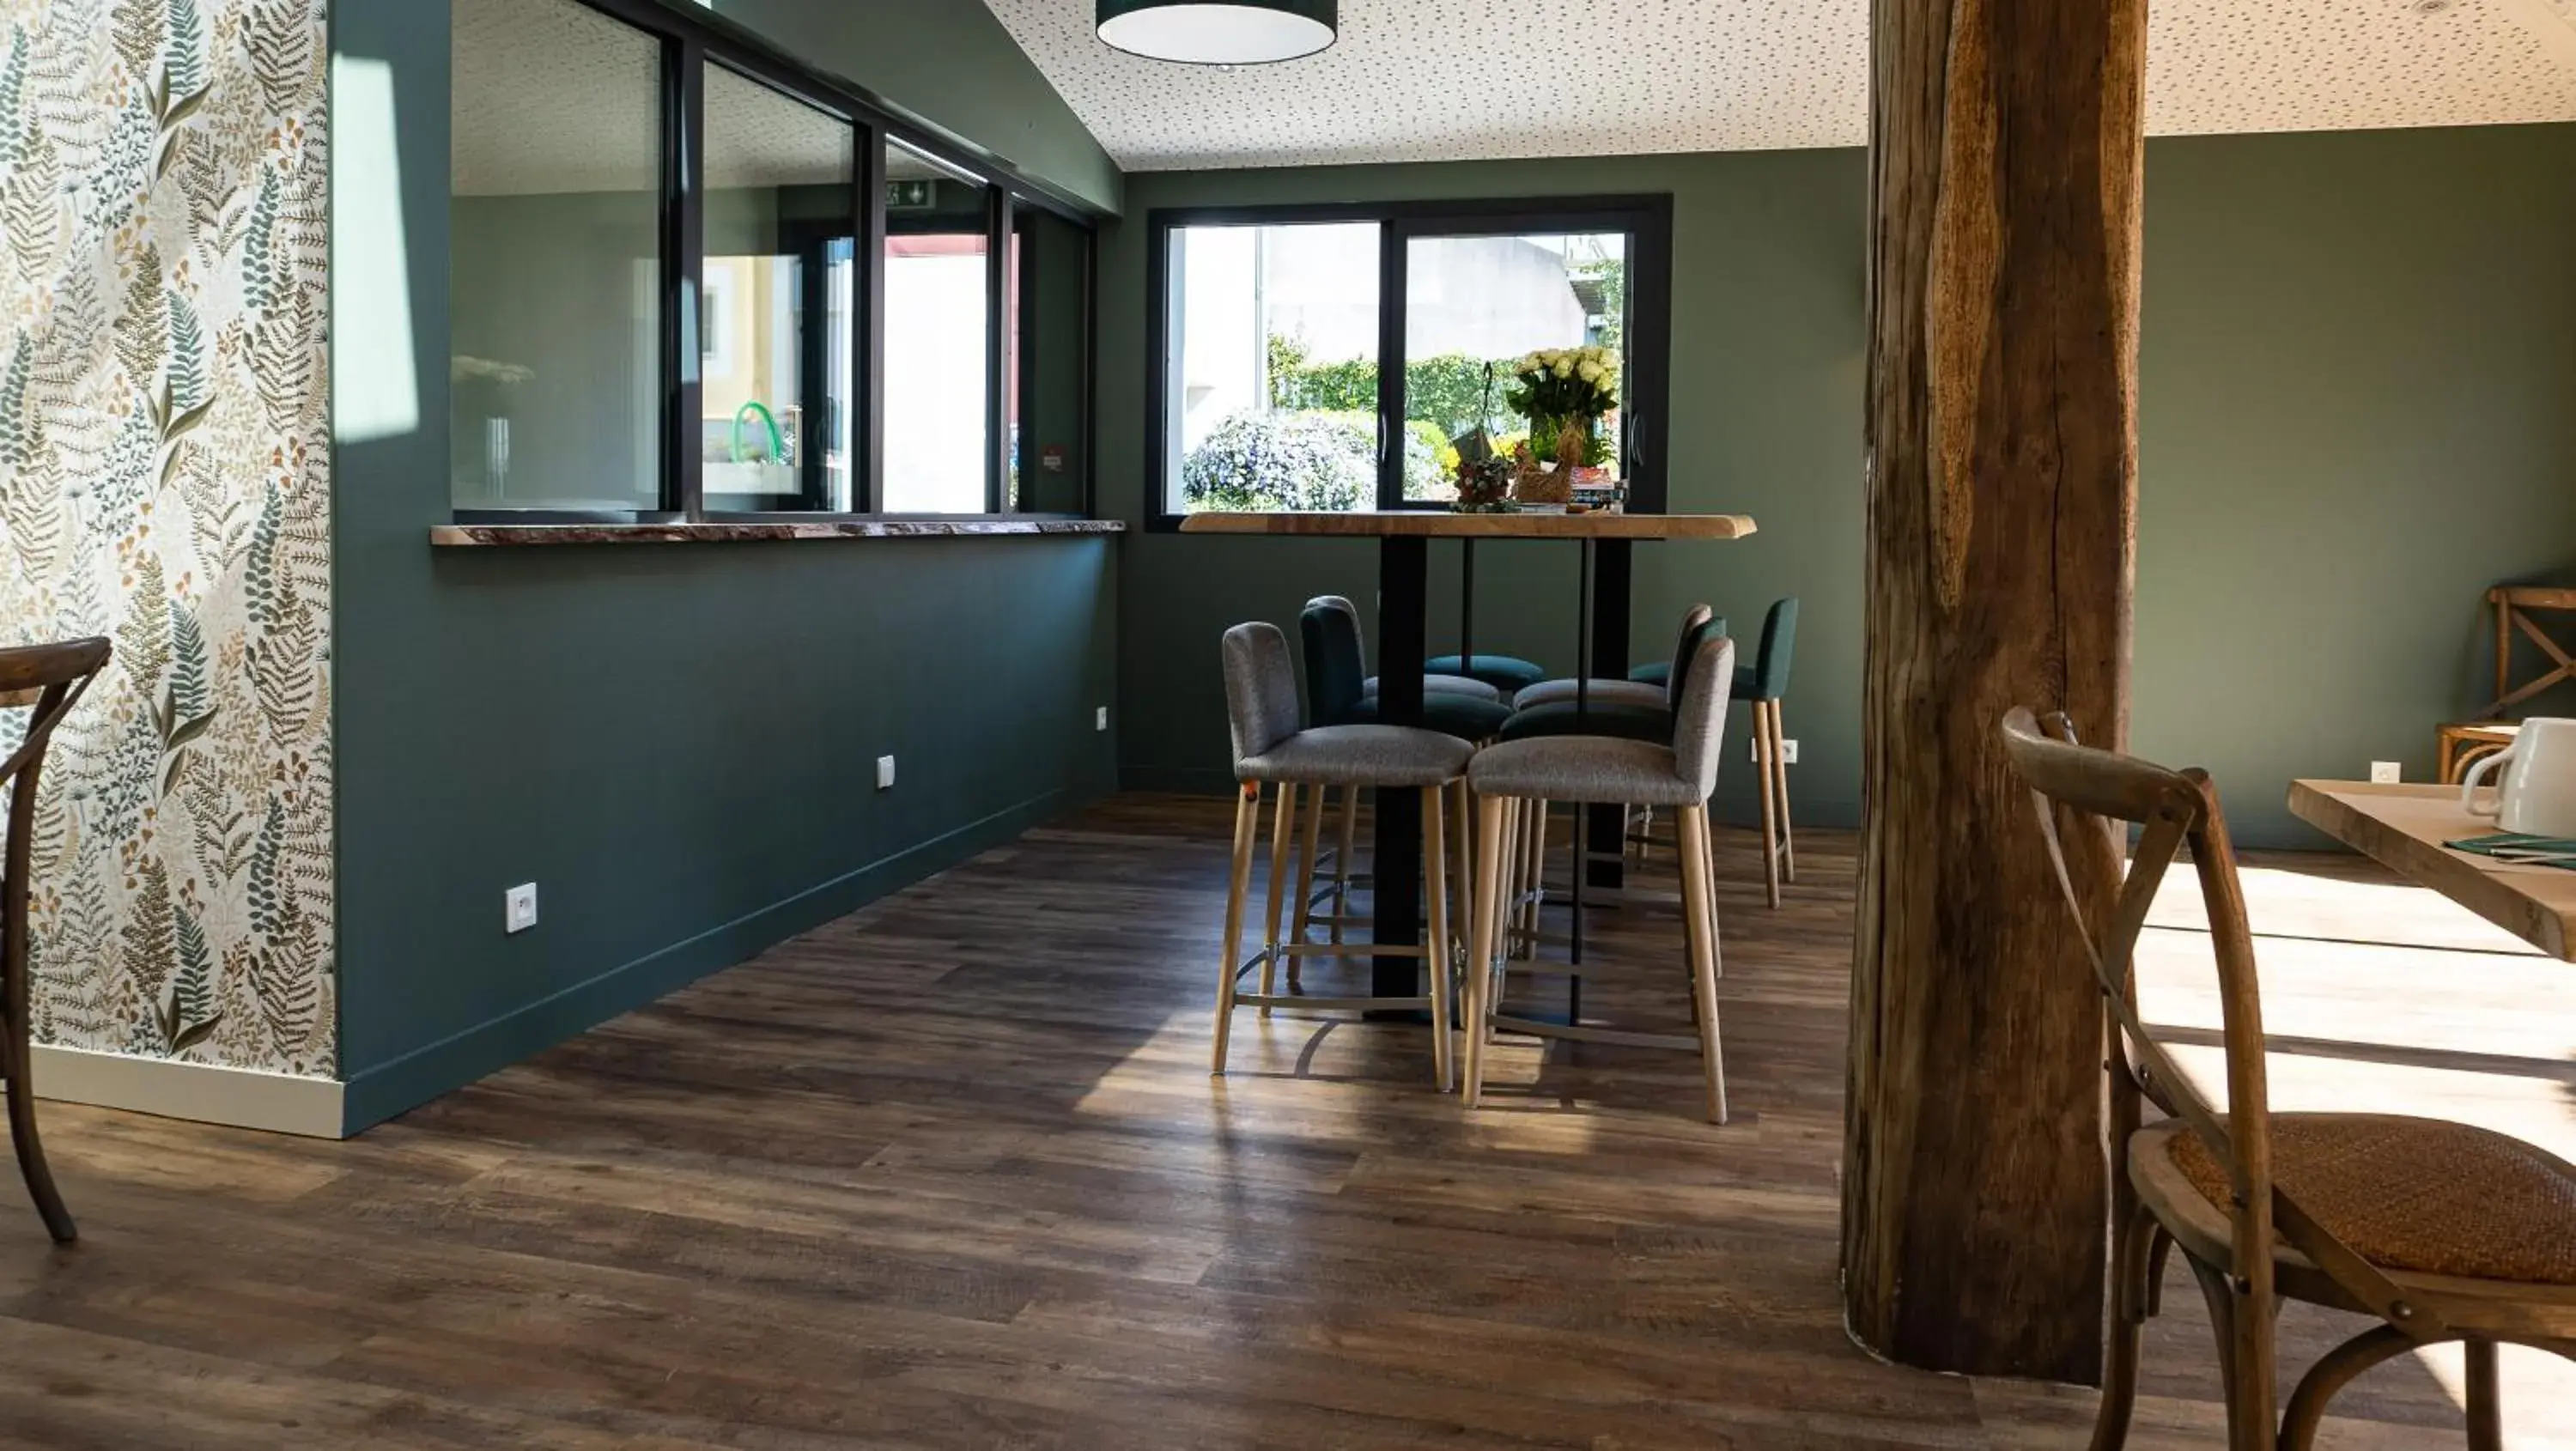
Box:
[1463,792,1509,1108]
[2465,1339,2503,1451]
[1752,707,1782,909]
[1288,779,1325,993]
[1212,783,1261,1075]
[1769,700,1796,883]
[2090,1199,2158,1451]
[1258,782,1301,1018]
[1329,786,1360,945]
[1449,779,1475,1002]
[1678,803,1728,1124]
[1422,786,1455,1093]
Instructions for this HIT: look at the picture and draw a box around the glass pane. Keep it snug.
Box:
[702,67,857,513]
[882,142,991,514]
[1013,208,1090,513]
[1166,222,1381,514]
[450,0,663,513]
[1401,232,1627,501]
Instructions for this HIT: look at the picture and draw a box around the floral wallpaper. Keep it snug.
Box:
[0,0,332,1074]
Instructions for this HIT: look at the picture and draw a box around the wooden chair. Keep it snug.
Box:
[2,636,112,1244]
[2438,586,2576,784]
[2000,707,2576,1450]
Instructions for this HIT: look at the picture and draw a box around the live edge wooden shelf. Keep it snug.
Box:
[1177,510,1757,539]
[430,519,1126,547]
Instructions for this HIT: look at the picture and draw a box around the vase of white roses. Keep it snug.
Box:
[1504,344,1619,471]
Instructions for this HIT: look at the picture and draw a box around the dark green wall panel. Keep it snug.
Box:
[1103,125,2576,847]
[331,0,1120,1126]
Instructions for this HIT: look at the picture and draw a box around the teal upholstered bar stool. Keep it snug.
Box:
[1299,596,1504,957]
[1627,597,1800,906]
[1215,622,1472,1088]
[1461,631,1738,1123]
[1735,598,1799,907]
[1426,651,1547,696]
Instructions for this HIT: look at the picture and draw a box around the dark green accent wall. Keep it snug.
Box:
[1103,124,2576,847]
[708,0,1121,215]
[331,0,1120,1132]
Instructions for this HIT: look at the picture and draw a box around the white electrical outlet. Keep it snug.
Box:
[876,755,896,791]
[2370,760,2403,784]
[1096,707,1110,732]
[1751,738,1801,765]
[504,883,538,934]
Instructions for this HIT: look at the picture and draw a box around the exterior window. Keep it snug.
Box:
[1151,203,1665,521]
[1163,222,1382,516]
[700,65,857,513]
[450,0,664,513]
[880,142,992,514]
[1400,233,1626,502]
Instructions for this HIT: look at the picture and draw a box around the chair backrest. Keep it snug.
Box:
[1299,597,1370,727]
[1663,605,1722,712]
[1669,634,1738,798]
[2484,586,2576,719]
[1746,598,1798,699]
[1997,707,2449,1342]
[1220,622,1303,770]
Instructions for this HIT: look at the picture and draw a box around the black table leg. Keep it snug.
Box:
[1373,536,1428,1001]
[1459,538,1475,670]
[1586,540,1634,893]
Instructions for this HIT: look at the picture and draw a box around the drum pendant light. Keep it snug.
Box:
[1097,0,1338,64]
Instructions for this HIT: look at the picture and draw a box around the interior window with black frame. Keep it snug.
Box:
[450,0,665,513]
[698,65,857,514]
[447,0,1097,522]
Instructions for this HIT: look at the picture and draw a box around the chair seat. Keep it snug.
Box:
[1240,725,1473,788]
[1368,673,1503,703]
[1511,677,1667,712]
[1341,692,1515,742]
[1467,735,1701,807]
[2143,1114,2576,1288]
[2439,720,2521,743]
[1498,699,1671,745]
[1628,660,1669,688]
[1426,653,1547,694]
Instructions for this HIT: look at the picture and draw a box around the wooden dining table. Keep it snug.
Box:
[1181,508,1759,996]
[2287,779,2576,959]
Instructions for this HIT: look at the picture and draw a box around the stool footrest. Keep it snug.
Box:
[1236,993,1433,1013]
[1489,1014,1699,1053]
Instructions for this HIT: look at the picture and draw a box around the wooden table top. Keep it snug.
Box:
[2287,779,2576,960]
[1176,510,1759,539]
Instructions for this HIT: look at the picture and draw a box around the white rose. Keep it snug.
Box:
[1553,358,1573,378]
[1577,361,1601,382]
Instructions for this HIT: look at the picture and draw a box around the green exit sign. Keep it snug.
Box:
[886,179,935,210]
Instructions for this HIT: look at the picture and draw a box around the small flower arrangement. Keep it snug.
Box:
[1504,345,1619,468]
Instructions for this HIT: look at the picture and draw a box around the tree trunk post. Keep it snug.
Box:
[1843,0,2147,1382]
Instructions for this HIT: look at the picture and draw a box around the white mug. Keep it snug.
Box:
[2459,717,2576,837]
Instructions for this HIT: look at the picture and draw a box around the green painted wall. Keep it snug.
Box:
[1103,124,2576,847]
[331,0,1120,1131]
[708,0,1121,215]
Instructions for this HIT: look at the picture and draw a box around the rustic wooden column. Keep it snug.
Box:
[1842,0,2147,1382]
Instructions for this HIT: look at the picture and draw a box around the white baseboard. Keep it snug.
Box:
[31,1044,345,1138]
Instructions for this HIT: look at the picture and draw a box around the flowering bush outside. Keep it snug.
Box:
[1181,411,1374,513]
[1180,410,1455,511]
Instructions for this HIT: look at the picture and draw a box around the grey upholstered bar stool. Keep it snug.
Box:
[1509,604,1717,713]
[1217,622,1474,1088]
[1461,632,1737,1123]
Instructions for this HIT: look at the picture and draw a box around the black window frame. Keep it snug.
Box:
[449,0,1103,525]
[1145,195,1673,531]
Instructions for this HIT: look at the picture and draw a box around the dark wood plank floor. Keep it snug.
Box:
[1,793,2566,1448]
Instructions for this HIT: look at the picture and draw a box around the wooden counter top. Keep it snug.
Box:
[1176,511,1756,539]
[432,518,1125,547]
[2287,778,2576,960]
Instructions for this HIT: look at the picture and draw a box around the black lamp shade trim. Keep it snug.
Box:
[1097,0,1339,64]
